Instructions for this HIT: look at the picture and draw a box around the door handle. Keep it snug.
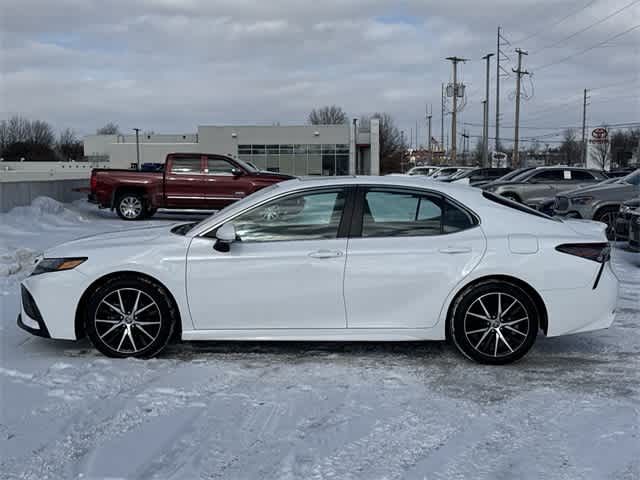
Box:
[439,246,472,254]
[308,250,343,259]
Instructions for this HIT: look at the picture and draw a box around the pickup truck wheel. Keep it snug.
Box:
[116,194,145,221]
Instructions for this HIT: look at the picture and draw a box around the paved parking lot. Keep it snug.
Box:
[1,200,638,479]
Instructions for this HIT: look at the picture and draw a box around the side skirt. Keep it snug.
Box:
[182,328,445,342]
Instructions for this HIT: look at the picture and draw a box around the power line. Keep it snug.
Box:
[535,0,640,52]
[462,121,640,130]
[514,0,600,43]
[590,78,640,91]
[533,24,640,71]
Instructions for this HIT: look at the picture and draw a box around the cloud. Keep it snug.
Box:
[1,0,638,147]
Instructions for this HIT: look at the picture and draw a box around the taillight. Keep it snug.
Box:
[90,171,97,191]
[555,243,610,263]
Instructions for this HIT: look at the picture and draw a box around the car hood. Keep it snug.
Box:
[562,182,630,197]
[252,171,295,180]
[45,224,179,258]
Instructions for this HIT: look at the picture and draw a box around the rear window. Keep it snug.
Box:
[482,191,559,221]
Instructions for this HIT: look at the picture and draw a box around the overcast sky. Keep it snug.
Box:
[1,0,638,148]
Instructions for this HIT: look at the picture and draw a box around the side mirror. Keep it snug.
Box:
[231,167,244,176]
[214,222,236,252]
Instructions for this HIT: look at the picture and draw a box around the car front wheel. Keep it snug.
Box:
[84,275,176,358]
[450,280,539,365]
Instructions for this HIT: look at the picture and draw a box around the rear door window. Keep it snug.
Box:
[170,157,202,174]
[571,170,597,181]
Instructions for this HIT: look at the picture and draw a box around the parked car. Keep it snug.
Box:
[615,197,640,241]
[407,165,441,176]
[432,166,474,181]
[449,168,513,187]
[485,166,537,186]
[89,153,293,220]
[483,166,607,210]
[553,169,640,239]
[19,176,617,365]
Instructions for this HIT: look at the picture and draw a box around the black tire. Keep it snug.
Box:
[144,207,157,219]
[115,193,146,221]
[449,280,539,365]
[594,207,618,241]
[84,275,177,358]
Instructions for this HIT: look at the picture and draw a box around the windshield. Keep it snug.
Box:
[188,183,282,232]
[622,169,640,186]
[496,167,534,182]
[234,157,259,173]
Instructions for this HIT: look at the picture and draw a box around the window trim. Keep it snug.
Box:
[199,185,357,242]
[349,185,480,238]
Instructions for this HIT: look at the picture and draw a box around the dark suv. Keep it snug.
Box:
[482,166,607,210]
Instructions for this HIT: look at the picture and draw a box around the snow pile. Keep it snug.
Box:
[0,243,38,277]
[1,196,89,232]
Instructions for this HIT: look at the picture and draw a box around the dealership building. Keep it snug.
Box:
[84,121,380,176]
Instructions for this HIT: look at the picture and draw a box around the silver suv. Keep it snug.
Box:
[482,166,607,210]
[554,169,640,239]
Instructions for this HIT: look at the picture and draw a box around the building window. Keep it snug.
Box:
[235,144,350,176]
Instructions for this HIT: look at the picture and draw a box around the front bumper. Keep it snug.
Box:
[17,285,51,338]
[19,269,89,340]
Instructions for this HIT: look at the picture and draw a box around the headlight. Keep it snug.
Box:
[570,196,593,205]
[31,257,87,276]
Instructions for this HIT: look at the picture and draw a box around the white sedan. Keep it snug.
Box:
[18,176,618,364]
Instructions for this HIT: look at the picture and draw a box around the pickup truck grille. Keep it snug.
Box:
[554,196,569,211]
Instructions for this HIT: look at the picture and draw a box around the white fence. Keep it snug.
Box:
[0,161,110,182]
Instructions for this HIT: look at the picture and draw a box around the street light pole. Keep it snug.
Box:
[133,128,141,170]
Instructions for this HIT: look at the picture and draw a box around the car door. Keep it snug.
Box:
[164,155,206,208]
[523,169,564,202]
[343,187,486,329]
[186,187,351,330]
[204,156,251,209]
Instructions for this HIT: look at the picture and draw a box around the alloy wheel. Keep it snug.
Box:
[120,196,143,219]
[599,211,616,240]
[463,292,530,358]
[94,288,162,354]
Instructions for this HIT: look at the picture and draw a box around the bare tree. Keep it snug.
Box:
[308,106,348,125]
[361,112,407,173]
[96,122,120,135]
[559,128,580,166]
[57,128,83,160]
[28,119,55,146]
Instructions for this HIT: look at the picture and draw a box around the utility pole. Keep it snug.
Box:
[582,88,590,166]
[512,48,529,168]
[482,53,494,167]
[446,56,467,164]
[482,100,487,165]
[415,120,419,148]
[426,104,433,162]
[132,128,141,170]
[441,83,445,158]
[496,26,510,153]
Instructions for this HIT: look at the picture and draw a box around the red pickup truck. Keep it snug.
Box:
[89,153,293,220]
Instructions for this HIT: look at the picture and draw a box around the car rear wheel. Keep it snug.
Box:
[595,207,618,240]
[84,275,176,358]
[116,193,146,221]
[450,281,539,365]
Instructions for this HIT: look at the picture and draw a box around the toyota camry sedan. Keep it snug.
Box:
[18,176,618,364]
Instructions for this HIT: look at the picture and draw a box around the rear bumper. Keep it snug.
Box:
[542,262,618,337]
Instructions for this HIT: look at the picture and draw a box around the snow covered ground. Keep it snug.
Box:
[1,198,639,480]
